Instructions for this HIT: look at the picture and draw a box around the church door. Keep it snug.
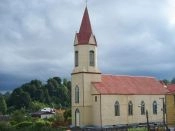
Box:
[75,109,80,127]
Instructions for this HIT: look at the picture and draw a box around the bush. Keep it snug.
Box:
[0,121,11,130]
[11,109,26,124]
[34,119,51,128]
[15,121,33,129]
[63,108,71,122]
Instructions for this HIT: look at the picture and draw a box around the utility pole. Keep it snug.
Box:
[146,110,150,131]
[160,97,168,130]
[138,105,150,131]
[160,98,165,125]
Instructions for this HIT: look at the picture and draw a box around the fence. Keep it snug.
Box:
[71,122,169,131]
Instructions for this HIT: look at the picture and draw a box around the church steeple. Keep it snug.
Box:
[73,6,100,73]
[79,7,92,35]
[76,7,96,45]
[71,5,101,127]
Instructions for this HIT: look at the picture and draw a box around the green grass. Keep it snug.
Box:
[128,127,147,131]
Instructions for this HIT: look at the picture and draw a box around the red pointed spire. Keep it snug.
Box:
[79,7,92,34]
[77,7,93,44]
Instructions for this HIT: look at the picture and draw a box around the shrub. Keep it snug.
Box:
[0,121,11,130]
[11,109,26,124]
[63,108,71,122]
[15,121,33,129]
[34,119,51,128]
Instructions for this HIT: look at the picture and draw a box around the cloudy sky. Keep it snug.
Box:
[0,0,175,91]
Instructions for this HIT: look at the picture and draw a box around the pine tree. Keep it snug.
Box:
[0,96,7,115]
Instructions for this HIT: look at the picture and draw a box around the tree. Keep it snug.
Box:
[63,108,71,122]
[8,88,31,109]
[30,101,48,112]
[53,77,62,85]
[7,76,71,111]
[0,96,7,115]
[11,109,26,124]
[162,79,169,85]
[171,77,175,84]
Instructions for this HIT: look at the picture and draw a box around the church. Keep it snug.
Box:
[71,6,168,127]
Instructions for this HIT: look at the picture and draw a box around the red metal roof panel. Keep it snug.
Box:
[92,75,168,95]
[167,84,175,93]
[77,7,92,44]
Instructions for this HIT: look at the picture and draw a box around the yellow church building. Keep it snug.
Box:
[71,6,168,128]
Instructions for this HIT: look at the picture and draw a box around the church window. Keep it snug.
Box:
[114,101,120,116]
[75,86,79,103]
[153,101,157,114]
[75,51,78,67]
[141,101,145,115]
[128,101,133,115]
[89,50,95,66]
[75,108,80,127]
[95,96,97,102]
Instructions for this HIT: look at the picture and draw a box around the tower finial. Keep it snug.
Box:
[86,0,87,6]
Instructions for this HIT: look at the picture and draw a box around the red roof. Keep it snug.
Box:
[92,75,168,95]
[167,84,175,93]
[77,7,93,44]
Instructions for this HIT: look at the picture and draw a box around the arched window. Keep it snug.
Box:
[141,101,145,115]
[153,101,157,114]
[75,108,80,127]
[114,101,120,116]
[89,50,95,66]
[128,101,133,115]
[75,51,78,67]
[95,96,97,102]
[75,86,79,103]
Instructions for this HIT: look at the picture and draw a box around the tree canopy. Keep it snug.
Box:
[7,77,71,112]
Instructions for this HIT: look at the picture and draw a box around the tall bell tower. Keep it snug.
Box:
[71,6,101,127]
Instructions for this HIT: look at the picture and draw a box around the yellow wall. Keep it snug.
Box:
[71,73,101,126]
[166,94,175,126]
[72,34,101,126]
[91,94,165,126]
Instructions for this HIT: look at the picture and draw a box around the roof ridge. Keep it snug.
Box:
[102,74,155,78]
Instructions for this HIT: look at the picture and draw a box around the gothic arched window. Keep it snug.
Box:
[75,108,80,127]
[89,50,95,66]
[75,51,78,67]
[141,101,145,115]
[75,86,79,103]
[153,101,157,114]
[128,101,133,115]
[114,101,120,116]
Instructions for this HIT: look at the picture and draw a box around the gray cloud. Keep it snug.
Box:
[0,0,175,90]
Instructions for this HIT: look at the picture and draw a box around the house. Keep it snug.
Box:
[31,107,55,119]
[31,111,55,119]
[41,107,56,113]
[71,6,168,127]
[166,84,175,127]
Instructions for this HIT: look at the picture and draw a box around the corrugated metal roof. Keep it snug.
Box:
[167,84,175,93]
[92,75,168,95]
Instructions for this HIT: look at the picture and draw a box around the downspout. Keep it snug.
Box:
[100,94,102,128]
[82,73,85,126]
